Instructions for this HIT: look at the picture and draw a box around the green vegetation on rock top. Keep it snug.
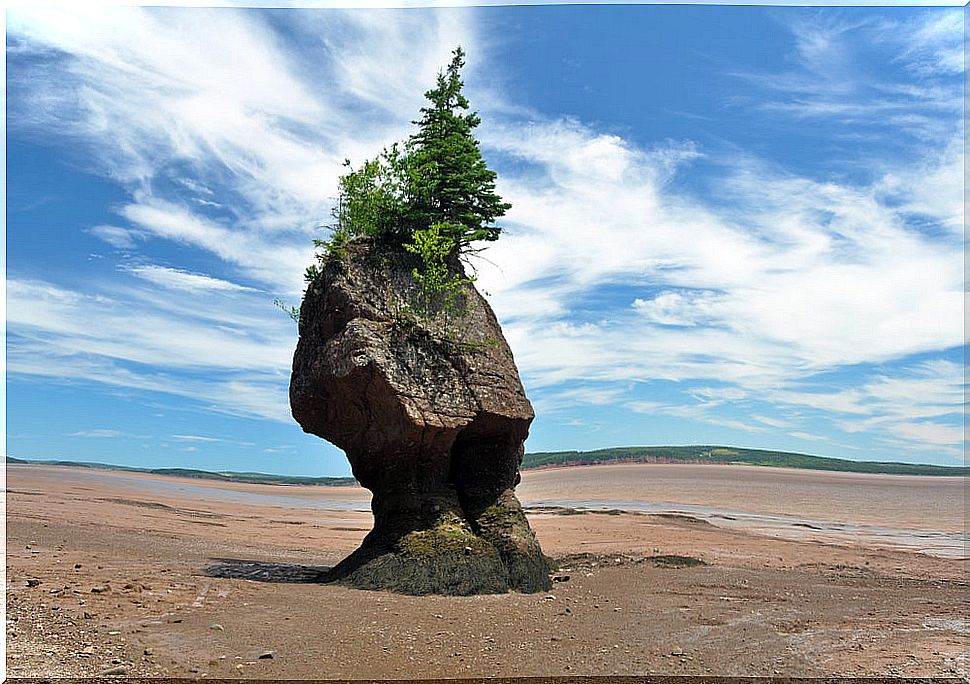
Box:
[297,47,505,340]
[321,47,508,261]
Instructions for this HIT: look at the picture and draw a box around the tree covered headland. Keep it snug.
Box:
[321,47,509,261]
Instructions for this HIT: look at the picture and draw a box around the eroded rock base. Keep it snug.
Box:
[326,499,552,596]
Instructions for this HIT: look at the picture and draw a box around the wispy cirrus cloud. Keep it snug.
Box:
[8,6,477,297]
[89,225,145,250]
[68,429,126,438]
[171,434,255,448]
[7,6,478,428]
[889,9,964,77]
[171,434,226,443]
[477,113,961,372]
[7,278,291,372]
[6,276,294,422]
[117,199,313,294]
[469,9,963,459]
[125,265,259,293]
[734,9,962,146]
[5,7,963,464]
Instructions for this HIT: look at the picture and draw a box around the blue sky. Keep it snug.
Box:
[5,4,965,476]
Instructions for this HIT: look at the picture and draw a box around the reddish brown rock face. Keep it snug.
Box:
[290,241,551,595]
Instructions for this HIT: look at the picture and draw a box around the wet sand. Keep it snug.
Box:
[6,462,968,678]
[520,463,966,532]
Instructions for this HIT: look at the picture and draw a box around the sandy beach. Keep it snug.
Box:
[6,462,967,678]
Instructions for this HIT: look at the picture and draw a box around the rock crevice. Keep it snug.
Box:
[290,241,551,595]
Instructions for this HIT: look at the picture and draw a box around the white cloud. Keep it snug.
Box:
[887,421,964,446]
[735,10,962,146]
[477,113,961,386]
[893,10,964,77]
[705,417,767,434]
[89,225,143,250]
[171,434,223,443]
[119,199,314,295]
[752,414,792,429]
[788,431,829,443]
[5,6,963,462]
[627,399,767,435]
[8,6,479,299]
[7,278,292,372]
[876,133,963,235]
[6,276,297,423]
[68,429,125,438]
[633,291,725,327]
[689,387,748,403]
[125,265,259,293]
[468,20,963,457]
[772,361,964,452]
[10,346,292,424]
[316,9,475,121]
[531,384,629,414]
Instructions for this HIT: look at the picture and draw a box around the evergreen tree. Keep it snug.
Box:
[405,47,510,251]
[322,47,508,260]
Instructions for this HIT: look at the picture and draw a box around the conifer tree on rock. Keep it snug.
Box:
[405,48,510,251]
[327,48,509,258]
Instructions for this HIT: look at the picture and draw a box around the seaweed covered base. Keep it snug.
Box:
[326,497,552,596]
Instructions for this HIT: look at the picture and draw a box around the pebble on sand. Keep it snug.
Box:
[98,665,127,676]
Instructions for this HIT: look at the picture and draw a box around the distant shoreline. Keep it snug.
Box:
[4,457,358,487]
[522,445,966,477]
[7,444,965,485]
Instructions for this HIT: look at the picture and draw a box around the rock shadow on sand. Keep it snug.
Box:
[205,558,332,583]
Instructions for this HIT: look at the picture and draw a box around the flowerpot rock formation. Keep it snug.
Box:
[289,241,552,595]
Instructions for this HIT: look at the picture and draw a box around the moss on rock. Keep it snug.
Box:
[395,513,494,558]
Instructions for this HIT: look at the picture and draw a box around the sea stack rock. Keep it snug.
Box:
[290,240,551,595]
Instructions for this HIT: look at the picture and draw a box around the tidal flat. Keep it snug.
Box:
[6,462,967,678]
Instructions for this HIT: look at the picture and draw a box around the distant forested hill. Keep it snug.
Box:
[521,446,966,477]
[5,457,357,486]
[9,445,965,481]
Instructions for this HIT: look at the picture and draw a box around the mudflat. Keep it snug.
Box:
[6,462,967,678]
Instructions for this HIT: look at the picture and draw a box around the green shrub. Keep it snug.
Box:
[318,47,508,262]
[404,223,474,321]
[306,48,507,346]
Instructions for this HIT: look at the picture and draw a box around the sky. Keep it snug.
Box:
[5,3,965,477]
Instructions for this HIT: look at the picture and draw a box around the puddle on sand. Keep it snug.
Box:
[522,498,968,559]
[923,618,970,634]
